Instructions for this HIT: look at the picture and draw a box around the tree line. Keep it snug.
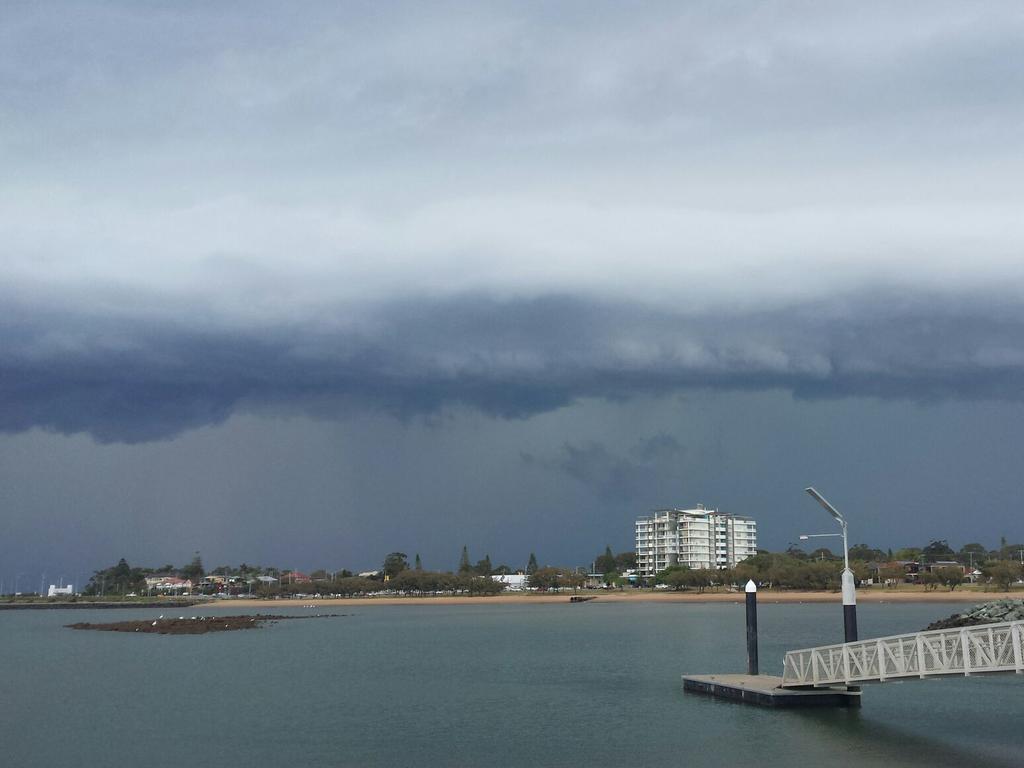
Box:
[793,537,1024,568]
[654,552,1024,593]
[75,534,1024,599]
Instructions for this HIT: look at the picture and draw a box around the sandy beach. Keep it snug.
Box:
[196,588,1013,609]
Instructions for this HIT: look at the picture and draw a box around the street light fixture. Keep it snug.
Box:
[805,487,858,643]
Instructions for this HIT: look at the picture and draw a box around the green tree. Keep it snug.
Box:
[528,567,564,591]
[526,552,538,575]
[657,567,717,592]
[998,542,1024,561]
[893,548,921,561]
[851,561,872,584]
[688,569,716,593]
[112,558,131,584]
[808,548,836,561]
[564,570,585,592]
[474,555,493,576]
[181,553,204,581]
[958,542,989,565]
[785,545,809,560]
[935,566,964,591]
[458,546,472,574]
[731,552,774,586]
[656,565,691,590]
[922,540,955,559]
[919,571,941,591]
[848,544,886,562]
[718,567,735,590]
[614,551,637,571]
[462,574,505,595]
[595,546,616,574]
[414,554,422,571]
[334,576,383,596]
[383,552,409,578]
[982,561,1022,592]
[84,559,147,596]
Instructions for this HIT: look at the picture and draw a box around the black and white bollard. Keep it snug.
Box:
[745,579,758,676]
[842,567,858,643]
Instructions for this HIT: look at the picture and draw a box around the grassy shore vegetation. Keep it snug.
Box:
[651,548,1024,594]
[0,594,190,605]
[15,538,1024,602]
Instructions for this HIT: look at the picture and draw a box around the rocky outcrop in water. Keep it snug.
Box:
[66,613,342,634]
[924,599,1024,631]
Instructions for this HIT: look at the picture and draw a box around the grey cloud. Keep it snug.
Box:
[5,291,1024,443]
[3,3,1024,442]
[629,433,685,463]
[556,442,649,502]
[527,433,685,502]
[4,1,1023,184]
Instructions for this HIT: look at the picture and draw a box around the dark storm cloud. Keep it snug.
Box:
[5,291,1024,443]
[629,433,685,463]
[523,433,686,501]
[552,442,651,502]
[2,3,1024,443]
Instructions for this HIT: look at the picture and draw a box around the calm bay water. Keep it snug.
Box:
[2,600,1020,767]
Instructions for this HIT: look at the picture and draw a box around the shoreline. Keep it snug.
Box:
[194,589,1010,609]
[4,589,1017,611]
[0,600,196,611]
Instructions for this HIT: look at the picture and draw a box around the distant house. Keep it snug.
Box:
[282,571,311,584]
[924,560,965,573]
[197,575,227,594]
[491,574,529,591]
[144,576,193,595]
[357,570,381,579]
[870,560,966,585]
[47,584,73,597]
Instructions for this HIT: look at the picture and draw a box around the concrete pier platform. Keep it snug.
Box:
[682,674,861,708]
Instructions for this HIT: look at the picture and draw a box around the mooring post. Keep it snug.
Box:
[842,568,858,643]
[745,579,758,675]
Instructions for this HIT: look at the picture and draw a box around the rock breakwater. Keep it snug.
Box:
[66,613,342,635]
[924,599,1024,631]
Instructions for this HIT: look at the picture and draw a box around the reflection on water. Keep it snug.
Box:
[2,601,1020,768]
[794,705,1018,768]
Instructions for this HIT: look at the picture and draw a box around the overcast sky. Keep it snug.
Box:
[3,2,1024,584]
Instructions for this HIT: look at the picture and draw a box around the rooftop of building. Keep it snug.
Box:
[637,507,755,522]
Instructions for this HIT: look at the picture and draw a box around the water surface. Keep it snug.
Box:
[2,601,1019,767]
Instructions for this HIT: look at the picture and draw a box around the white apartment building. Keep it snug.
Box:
[635,505,758,578]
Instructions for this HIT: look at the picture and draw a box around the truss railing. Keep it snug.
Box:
[781,620,1024,688]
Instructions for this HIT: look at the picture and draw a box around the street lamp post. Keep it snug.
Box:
[804,487,858,643]
[799,533,842,560]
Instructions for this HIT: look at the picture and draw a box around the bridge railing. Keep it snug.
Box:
[781,620,1024,687]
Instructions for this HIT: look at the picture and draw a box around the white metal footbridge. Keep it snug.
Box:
[781,620,1024,688]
